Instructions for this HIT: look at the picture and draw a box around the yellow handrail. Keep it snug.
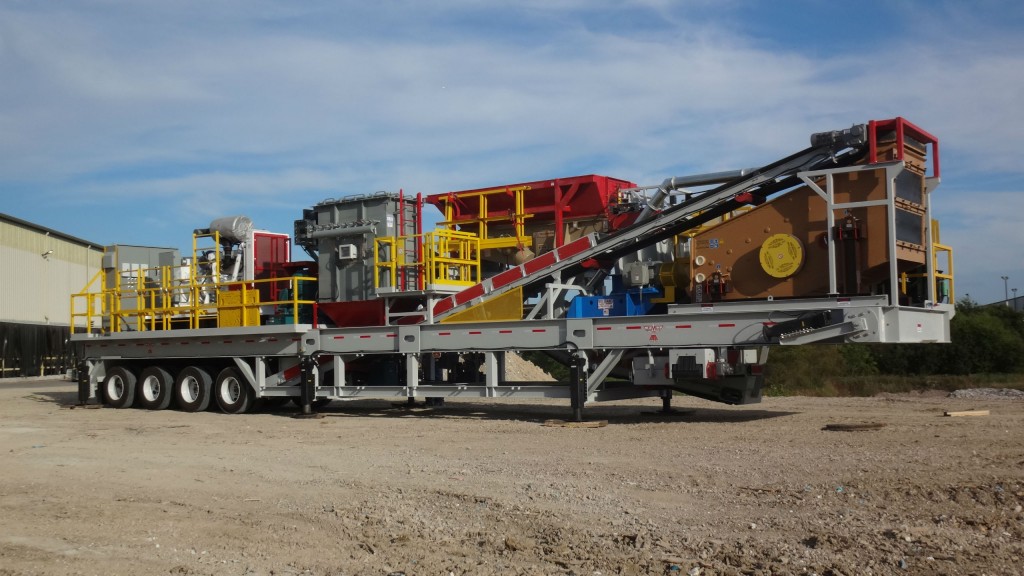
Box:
[374,229,480,292]
[70,269,106,334]
[71,272,319,334]
[436,185,534,251]
[899,219,954,304]
[69,233,318,333]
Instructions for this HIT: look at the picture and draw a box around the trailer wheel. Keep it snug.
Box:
[136,366,173,410]
[175,366,212,412]
[102,366,136,409]
[215,367,254,414]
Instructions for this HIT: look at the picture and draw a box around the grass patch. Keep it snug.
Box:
[773,374,1024,397]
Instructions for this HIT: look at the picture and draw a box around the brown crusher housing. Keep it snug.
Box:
[684,118,942,304]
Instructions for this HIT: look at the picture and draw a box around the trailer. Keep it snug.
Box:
[70,117,954,420]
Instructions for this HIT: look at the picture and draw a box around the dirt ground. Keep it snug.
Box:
[0,379,1021,576]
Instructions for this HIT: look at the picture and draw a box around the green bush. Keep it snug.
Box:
[525,299,1024,396]
[764,299,1024,395]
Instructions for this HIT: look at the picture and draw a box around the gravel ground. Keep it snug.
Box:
[948,387,1024,400]
[0,378,1021,575]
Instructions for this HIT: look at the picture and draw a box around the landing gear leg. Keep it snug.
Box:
[76,361,90,406]
[293,356,323,419]
[641,389,691,417]
[661,393,673,413]
[569,353,587,423]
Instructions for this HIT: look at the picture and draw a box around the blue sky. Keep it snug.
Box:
[2,0,1022,304]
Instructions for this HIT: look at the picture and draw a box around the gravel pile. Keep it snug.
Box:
[503,352,556,382]
[948,387,1024,400]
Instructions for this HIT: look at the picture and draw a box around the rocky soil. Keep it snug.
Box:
[0,379,1021,575]
[947,387,1024,400]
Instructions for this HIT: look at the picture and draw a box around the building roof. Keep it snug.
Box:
[0,212,103,251]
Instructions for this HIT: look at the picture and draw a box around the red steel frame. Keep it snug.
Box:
[416,192,424,291]
[395,189,427,292]
[867,117,940,178]
[427,174,638,248]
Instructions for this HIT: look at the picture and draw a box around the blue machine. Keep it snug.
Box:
[567,286,660,318]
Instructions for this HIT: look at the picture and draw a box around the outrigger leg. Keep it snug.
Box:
[661,392,673,413]
[294,355,322,419]
[76,360,90,406]
[569,353,587,423]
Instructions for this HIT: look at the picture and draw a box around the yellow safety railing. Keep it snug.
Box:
[71,270,317,334]
[426,230,480,288]
[192,230,224,300]
[375,229,481,292]
[932,241,954,303]
[70,269,106,334]
[438,185,534,250]
[70,235,317,334]
[900,219,954,304]
[375,236,400,291]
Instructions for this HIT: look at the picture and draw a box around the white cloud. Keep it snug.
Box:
[933,189,1024,302]
[1,0,1021,302]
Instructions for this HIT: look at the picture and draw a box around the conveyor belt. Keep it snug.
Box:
[431,124,869,322]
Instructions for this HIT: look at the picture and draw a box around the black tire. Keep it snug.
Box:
[174,366,212,412]
[102,366,136,409]
[214,367,254,414]
[136,366,174,410]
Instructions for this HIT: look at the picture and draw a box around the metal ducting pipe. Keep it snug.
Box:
[208,216,254,244]
[638,168,757,222]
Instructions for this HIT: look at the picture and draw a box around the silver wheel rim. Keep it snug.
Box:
[222,377,241,404]
[181,376,199,403]
[142,375,160,402]
[108,375,124,400]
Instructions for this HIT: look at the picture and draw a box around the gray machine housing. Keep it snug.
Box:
[295,192,418,302]
[100,245,181,329]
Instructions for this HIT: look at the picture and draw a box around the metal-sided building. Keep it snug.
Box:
[0,213,103,377]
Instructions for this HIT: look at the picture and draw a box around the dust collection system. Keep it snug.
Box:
[71,117,954,420]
